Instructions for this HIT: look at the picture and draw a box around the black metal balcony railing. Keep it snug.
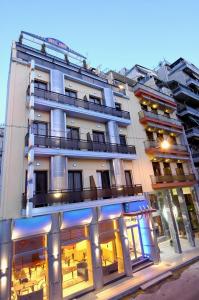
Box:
[138,110,181,127]
[151,174,196,185]
[144,140,188,152]
[32,87,130,120]
[26,134,136,155]
[22,185,143,208]
[186,127,199,137]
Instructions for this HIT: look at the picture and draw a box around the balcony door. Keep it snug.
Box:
[163,162,172,175]
[152,162,161,176]
[67,126,79,140]
[93,131,105,143]
[34,171,47,194]
[125,170,133,186]
[97,171,110,189]
[119,135,127,146]
[33,122,48,136]
[176,163,185,175]
[68,171,82,191]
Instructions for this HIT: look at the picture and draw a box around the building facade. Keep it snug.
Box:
[108,66,199,251]
[0,32,159,300]
[156,58,199,177]
[0,32,199,300]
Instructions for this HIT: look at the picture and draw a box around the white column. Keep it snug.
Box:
[50,70,68,191]
[118,217,132,276]
[164,190,182,253]
[26,59,35,217]
[104,87,125,187]
[176,188,195,247]
[47,213,62,300]
[89,208,103,289]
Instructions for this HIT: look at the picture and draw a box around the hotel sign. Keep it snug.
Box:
[45,37,68,50]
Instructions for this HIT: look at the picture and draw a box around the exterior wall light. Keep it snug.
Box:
[54,192,62,199]
[161,140,170,150]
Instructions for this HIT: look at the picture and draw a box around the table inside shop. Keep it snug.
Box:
[62,266,77,278]
[14,280,38,295]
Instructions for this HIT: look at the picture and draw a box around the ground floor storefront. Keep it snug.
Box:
[150,186,199,251]
[0,199,160,300]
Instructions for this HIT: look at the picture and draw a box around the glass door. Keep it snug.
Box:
[127,223,143,262]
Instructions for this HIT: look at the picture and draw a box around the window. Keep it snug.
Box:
[34,80,47,90]
[61,226,93,298]
[93,131,105,143]
[152,162,161,176]
[119,134,126,146]
[65,89,77,98]
[115,102,122,111]
[89,95,101,105]
[125,170,133,186]
[151,107,158,114]
[164,111,170,118]
[68,171,83,191]
[33,122,48,136]
[99,219,124,282]
[12,236,48,299]
[141,103,148,111]
[67,127,80,140]
[146,130,154,141]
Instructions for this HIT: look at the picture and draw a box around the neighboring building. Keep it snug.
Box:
[156,58,199,176]
[0,126,4,179]
[0,32,159,300]
[108,66,199,249]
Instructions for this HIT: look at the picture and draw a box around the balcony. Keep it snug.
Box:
[22,185,143,208]
[187,78,199,89]
[138,110,182,130]
[177,104,199,118]
[133,82,176,109]
[144,140,189,159]
[151,174,196,189]
[25,134,137,160]
[32,88,131,126]
[192,151,199,163]
[173,84,199,105]
[170,59,199,77]
[186,127,199,139]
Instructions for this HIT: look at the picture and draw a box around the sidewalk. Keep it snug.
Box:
[78,238,199,300]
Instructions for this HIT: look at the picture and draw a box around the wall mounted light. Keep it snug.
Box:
[37,114,41,117]
[161,140,170,150]
[73,163,77,167]
[36,162,40,166]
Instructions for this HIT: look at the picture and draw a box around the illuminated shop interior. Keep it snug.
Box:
[60,225,93,298]
[99,219,125,283]
[11,235,48,300]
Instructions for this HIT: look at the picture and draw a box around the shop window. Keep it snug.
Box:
[61,226,93,298]
[12,236,48,300]
[99,219,124,282]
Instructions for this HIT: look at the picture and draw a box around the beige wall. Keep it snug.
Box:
[64,79,102,100]
[0,58,29,219]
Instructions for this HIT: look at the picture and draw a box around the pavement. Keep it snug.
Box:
[126,261,199,300]
[78,238,199,300]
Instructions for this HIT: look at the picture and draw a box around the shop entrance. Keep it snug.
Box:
[127,223,143,261]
